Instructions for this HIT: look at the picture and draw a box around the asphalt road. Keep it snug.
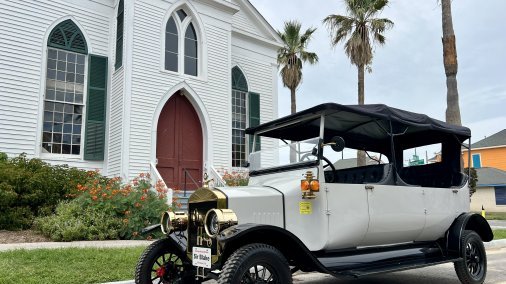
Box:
[291,248,506,284]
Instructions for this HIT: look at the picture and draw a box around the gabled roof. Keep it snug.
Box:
[476,167,506,187]
[232,0,283,46]
[471,129,506,149]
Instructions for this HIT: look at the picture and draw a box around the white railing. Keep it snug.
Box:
[209,166,227,187]
[150,162,173,204]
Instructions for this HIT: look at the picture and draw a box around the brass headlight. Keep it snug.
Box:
[204,209,238,238]
[160,211,188,234]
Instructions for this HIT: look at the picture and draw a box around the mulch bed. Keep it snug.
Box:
[0,230,51,244]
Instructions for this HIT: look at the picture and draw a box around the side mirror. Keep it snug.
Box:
[329,136,345,152]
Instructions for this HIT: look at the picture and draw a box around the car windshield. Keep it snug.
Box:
[249,137,320,172]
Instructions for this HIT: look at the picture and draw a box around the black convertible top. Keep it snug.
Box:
[246,103,470,153]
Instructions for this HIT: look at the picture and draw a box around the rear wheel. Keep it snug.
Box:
[218,243,292,284]
[454,230,487,284]
[135,238,199,284]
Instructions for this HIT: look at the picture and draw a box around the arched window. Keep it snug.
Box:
[165,8,199,76]
[43,20,88,155]
[115,0,124,69]
[231,67,248,167]
[165,16,178,72]
[184,23,198,76]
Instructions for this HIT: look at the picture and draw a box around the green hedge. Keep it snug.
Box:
[0,153,91,230]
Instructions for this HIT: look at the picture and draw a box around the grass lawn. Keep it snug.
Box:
[0,246,146,284]
[484,212,506,220]
[494,229,506,240]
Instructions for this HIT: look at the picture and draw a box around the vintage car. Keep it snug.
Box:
[135,103,493,284]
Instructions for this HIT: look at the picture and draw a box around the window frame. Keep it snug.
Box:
[232,89,249,168]
[495,186,506,206]
[41,47,88,159]
[472,153,482,169]
[162,8,200,78]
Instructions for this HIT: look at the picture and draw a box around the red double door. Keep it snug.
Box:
[156,92,203,191]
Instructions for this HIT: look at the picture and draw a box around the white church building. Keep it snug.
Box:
[0,0,282,190]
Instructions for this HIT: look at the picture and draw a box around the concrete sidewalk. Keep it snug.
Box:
[0,240,153,252]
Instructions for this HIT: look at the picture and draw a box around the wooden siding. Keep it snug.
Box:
[0,0,113,171]
[231,1,262,37]
[462,147,506,171]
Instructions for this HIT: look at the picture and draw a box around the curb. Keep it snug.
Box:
[485,239,506,250]
[0,240,154,252]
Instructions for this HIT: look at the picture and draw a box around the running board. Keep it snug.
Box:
[316,242,460,278]
[331,256,461,278]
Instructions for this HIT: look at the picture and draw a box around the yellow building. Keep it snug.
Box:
[462,129,506,171]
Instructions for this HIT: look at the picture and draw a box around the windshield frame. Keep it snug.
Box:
[249,114,325,177]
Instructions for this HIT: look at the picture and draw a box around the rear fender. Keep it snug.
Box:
[217,223,326,273]
[446,213,493,256]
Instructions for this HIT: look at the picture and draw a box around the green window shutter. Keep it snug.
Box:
[248,92,260,153]
[115,0,124,69]
[84,55,108,161]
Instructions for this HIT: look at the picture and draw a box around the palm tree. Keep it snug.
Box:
[323,0,393,166]
[441,0,462,126]
[277,20,318,114]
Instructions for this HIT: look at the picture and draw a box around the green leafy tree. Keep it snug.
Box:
[277,20,319,114]
[323,0,393,166]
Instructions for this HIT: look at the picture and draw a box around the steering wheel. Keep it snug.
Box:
[299,152,336,182]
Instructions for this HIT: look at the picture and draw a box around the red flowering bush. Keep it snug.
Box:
[221,170,249,186]
[36,171,175,241]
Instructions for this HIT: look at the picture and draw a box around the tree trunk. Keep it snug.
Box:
[442,0,462,126]
[357,64,366,167]
[290,87,297,162]
[290,87,297,114]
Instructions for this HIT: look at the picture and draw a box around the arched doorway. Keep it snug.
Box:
[156,91,203,191]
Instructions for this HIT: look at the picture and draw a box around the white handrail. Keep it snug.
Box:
[209,166,227,187]
[150,162,173,205]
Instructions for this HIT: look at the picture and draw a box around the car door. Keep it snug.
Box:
[325,183,371,250]
[360,184,426,246]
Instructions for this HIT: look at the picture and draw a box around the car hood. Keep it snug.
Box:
[215,186,284,228]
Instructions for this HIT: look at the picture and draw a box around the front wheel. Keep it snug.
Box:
[135,238,198,284]
[454,230,487,284]
[218,243,292,284]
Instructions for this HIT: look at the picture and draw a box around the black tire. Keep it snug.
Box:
[454,230,487,284]
[218,243,292,284]
[135,238,199,284]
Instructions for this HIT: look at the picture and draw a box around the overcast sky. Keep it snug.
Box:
[250,0,506,143]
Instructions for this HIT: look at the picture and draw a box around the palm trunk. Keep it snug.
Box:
[357,64,366,167]
[442,0,462,126]
[290,87,297,114]
[290,86,297,162]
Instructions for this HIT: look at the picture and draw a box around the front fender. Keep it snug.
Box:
[446,213,493,256]
[217,223,327,273]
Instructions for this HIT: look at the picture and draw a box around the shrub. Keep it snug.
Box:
[36,172,172,241]
[0,153,91,230]
[35,201,122,241]
[222,170,249,186]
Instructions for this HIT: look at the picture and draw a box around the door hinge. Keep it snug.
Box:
[365,185,374,190]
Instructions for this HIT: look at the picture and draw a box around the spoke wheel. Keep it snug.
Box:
[218,243,292,284]
[454,230,487,284]
[240,264,278,284]
[136,238,199,284]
